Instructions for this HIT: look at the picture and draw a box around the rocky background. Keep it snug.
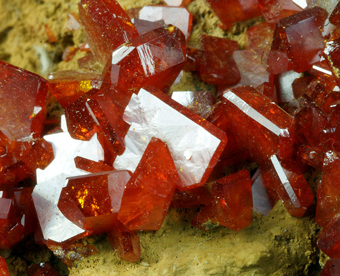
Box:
[0,0,328,275]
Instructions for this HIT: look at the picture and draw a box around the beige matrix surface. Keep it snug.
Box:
[0,0,328,275]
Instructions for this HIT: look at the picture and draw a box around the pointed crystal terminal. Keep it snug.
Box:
[103,25,186,95]
[118,138,179,230]
[78,0,139,65]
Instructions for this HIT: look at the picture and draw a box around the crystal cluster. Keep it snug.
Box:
[2,0,340,274]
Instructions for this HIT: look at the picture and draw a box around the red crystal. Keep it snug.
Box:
[58,170,130,234]
[107,219,141,262]
[315,152,340,228]
[78,0,138,65]
[118,138,179,230]
[74,156,114,173]
[319,259,340,276]
[318,218,340,259]
[0,60,49,140]
[330,2,340,26]
[268,7,328,73]
[206,0,261,28]
[212,170,253,230]
[261,155,314,217]
[257,0,303,24]
[222,86,295,164]
[171,187,212,208]
[27,262,59,276]
[200,35,240,85]
[103,25,186,96]
[192,170,253,231]
[49,70,102,108]
[0,257,9,276]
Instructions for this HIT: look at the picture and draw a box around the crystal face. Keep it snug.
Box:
[113,88,227,189]
[118,138,179,230]
[138,6,192,39]
[0,60,48,141]
[32,116,104,243]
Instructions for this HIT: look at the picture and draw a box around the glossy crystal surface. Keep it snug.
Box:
[113,88,227,190]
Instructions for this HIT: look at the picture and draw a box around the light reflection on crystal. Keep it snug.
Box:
[139,6,192,39]
[113,88,221,187]
[33,116,104,243]
[293,0,307,9]
[223,91,284,136]
[270,155,301,208]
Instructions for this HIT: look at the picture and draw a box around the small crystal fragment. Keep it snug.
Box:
[62,46,79,62]
[212,170,253,230]
[67,13,81,31]
[78,0,138,65]
[74,156,114,173]
[139,6,193,39]
[44,24,57,43]
[118,138,179,230]
[107,219,141,262]
[113,88,227,190]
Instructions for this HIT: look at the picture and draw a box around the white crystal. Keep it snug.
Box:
[33,116,104,243]
[113,88,221,187]
[139,6,191,38]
